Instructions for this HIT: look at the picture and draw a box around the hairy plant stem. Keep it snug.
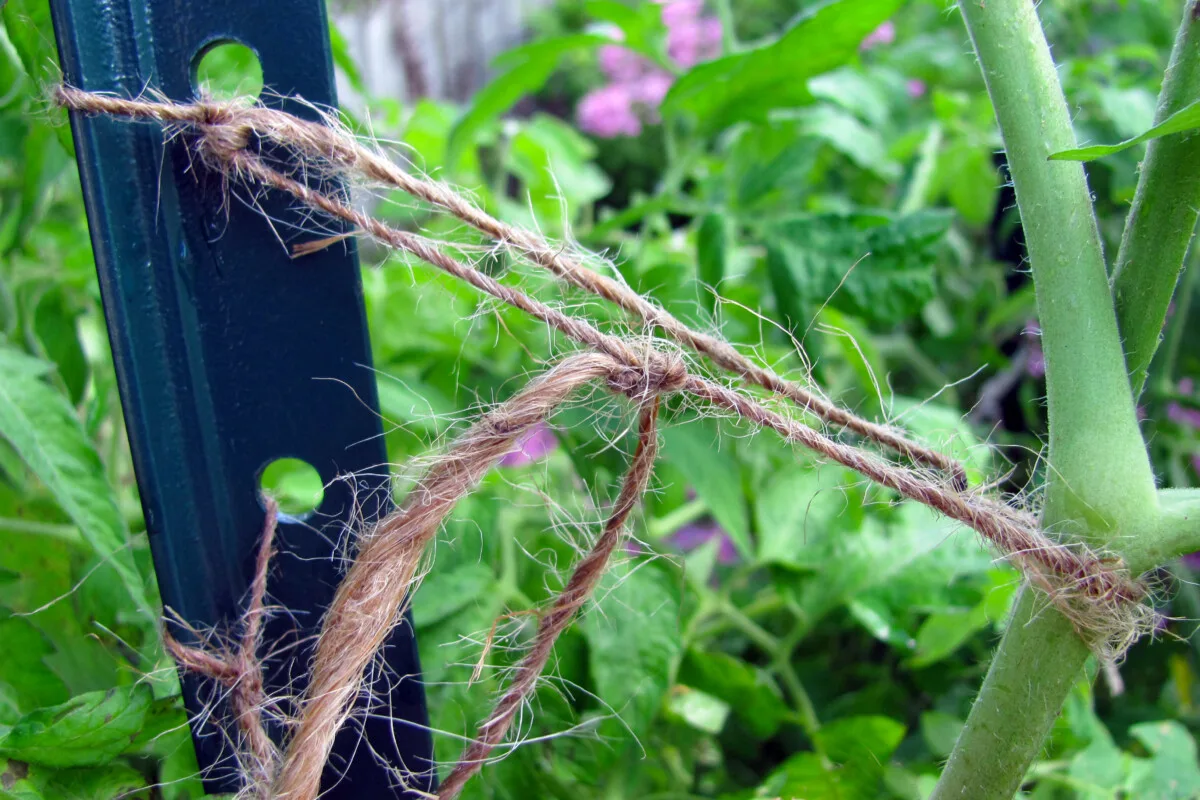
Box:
[936,2,1159,798]
[1112,1,1200,398]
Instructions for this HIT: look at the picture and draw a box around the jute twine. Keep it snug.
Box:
[56,87,1160,800]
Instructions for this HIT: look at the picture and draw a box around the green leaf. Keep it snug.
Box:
[329,24,367,97]
[0,685,152,767]
[584,564,681,752]
[789,104,900,179]
[907,603,989,668]
[447,34,609,167]
[1049,98,1200,162]
[501,114,611,232]
[1126,721,1200,799]
[0,619,68,714]
[814,714,906,769]
[666,686,730,735]
[660,420,749,558]
[412,563,494,629]
[764,210,951,326]
[808,67,891,129]
[920,710,964,759]
[678,649,786,739]
[584,0,668,66]
[661,0,905,134]
[0,346,151,622]
[759,717,904,800]
[755,463,853,570]
[696,213,728,314]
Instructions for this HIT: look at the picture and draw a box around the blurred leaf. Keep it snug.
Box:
[413,563,494,629]
[10,761,146,800]
[758,715,903,799]
[808,67,891,128]
[448,34,609,166]
[920,710,964,759]
[679,649,786,739]
[765,210,951,327]
[667,686,729,734]
[1,0,56,85]
[329,25,367,97]
[503,113,610,231]
[908,603,988,668]
[789,105,900,180]
[937,141,998,227]
[814,714,905,768]
[27,288,87,406]
[1096,86,1157,140]
[584,0,668,64]
[0,346,151,621]
[585,564,681,753]
[660,420,749,558]
[696,213,728,313]
[1126,721,1200,799]
[0,685,151,767]
[1050,98,1200,162]
[662,0,904,133]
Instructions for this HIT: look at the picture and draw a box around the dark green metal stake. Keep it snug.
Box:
[48,0,434,795]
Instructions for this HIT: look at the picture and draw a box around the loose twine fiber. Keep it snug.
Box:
[56,87,1160,800]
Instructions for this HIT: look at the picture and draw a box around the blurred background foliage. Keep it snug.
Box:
[1,0,1200,798]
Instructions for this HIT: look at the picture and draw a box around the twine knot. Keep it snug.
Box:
[605,352,687,401]
[195,102,253,162]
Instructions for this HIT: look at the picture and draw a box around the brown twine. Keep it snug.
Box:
[163,499,282,796]
[55,87,1160,798]
[436,398,662,800]
[53,86,965,486]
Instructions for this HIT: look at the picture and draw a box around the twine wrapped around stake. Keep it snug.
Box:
[57,88,1162,798]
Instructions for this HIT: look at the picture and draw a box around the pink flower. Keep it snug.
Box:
[659,0,704,28]
[577,83,643,138]
[599,44,650,82]
[906,79,927,98]
[670,519,739,565]
[1168,379,1200,429]
[667,14,723,68]
[860,20,896,51]
[634,70,674,109]
[499,422,559,467]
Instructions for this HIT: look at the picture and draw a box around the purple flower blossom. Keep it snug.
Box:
[670,518,739,564]
[499,422,559,467]
[1168,378,1200,429]
[599,43,650,82]
[577,0,722,139]
[860,20,896,51]
[906,79,927,99]
[577,83,644,138]
[659,0,704,27]
[667,14,723,68]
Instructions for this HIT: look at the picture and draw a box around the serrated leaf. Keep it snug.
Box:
[584,564,681,754]
[0,346,151,622]
[0,685,151,767]
[660,420,749,558]
[662,0,905,134]
[765,211,951,326]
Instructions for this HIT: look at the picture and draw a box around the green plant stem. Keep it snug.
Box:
[931,587,1091,800]
[1152,236,1200,394]
[1112,1,1200,398]
[958,0,1156,532]
[713,0,740,54]
[0,516,82,543]
[936,3,1160,797]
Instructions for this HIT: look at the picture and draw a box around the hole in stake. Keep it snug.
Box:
[192,40,264,101]
[258,458,324,518]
